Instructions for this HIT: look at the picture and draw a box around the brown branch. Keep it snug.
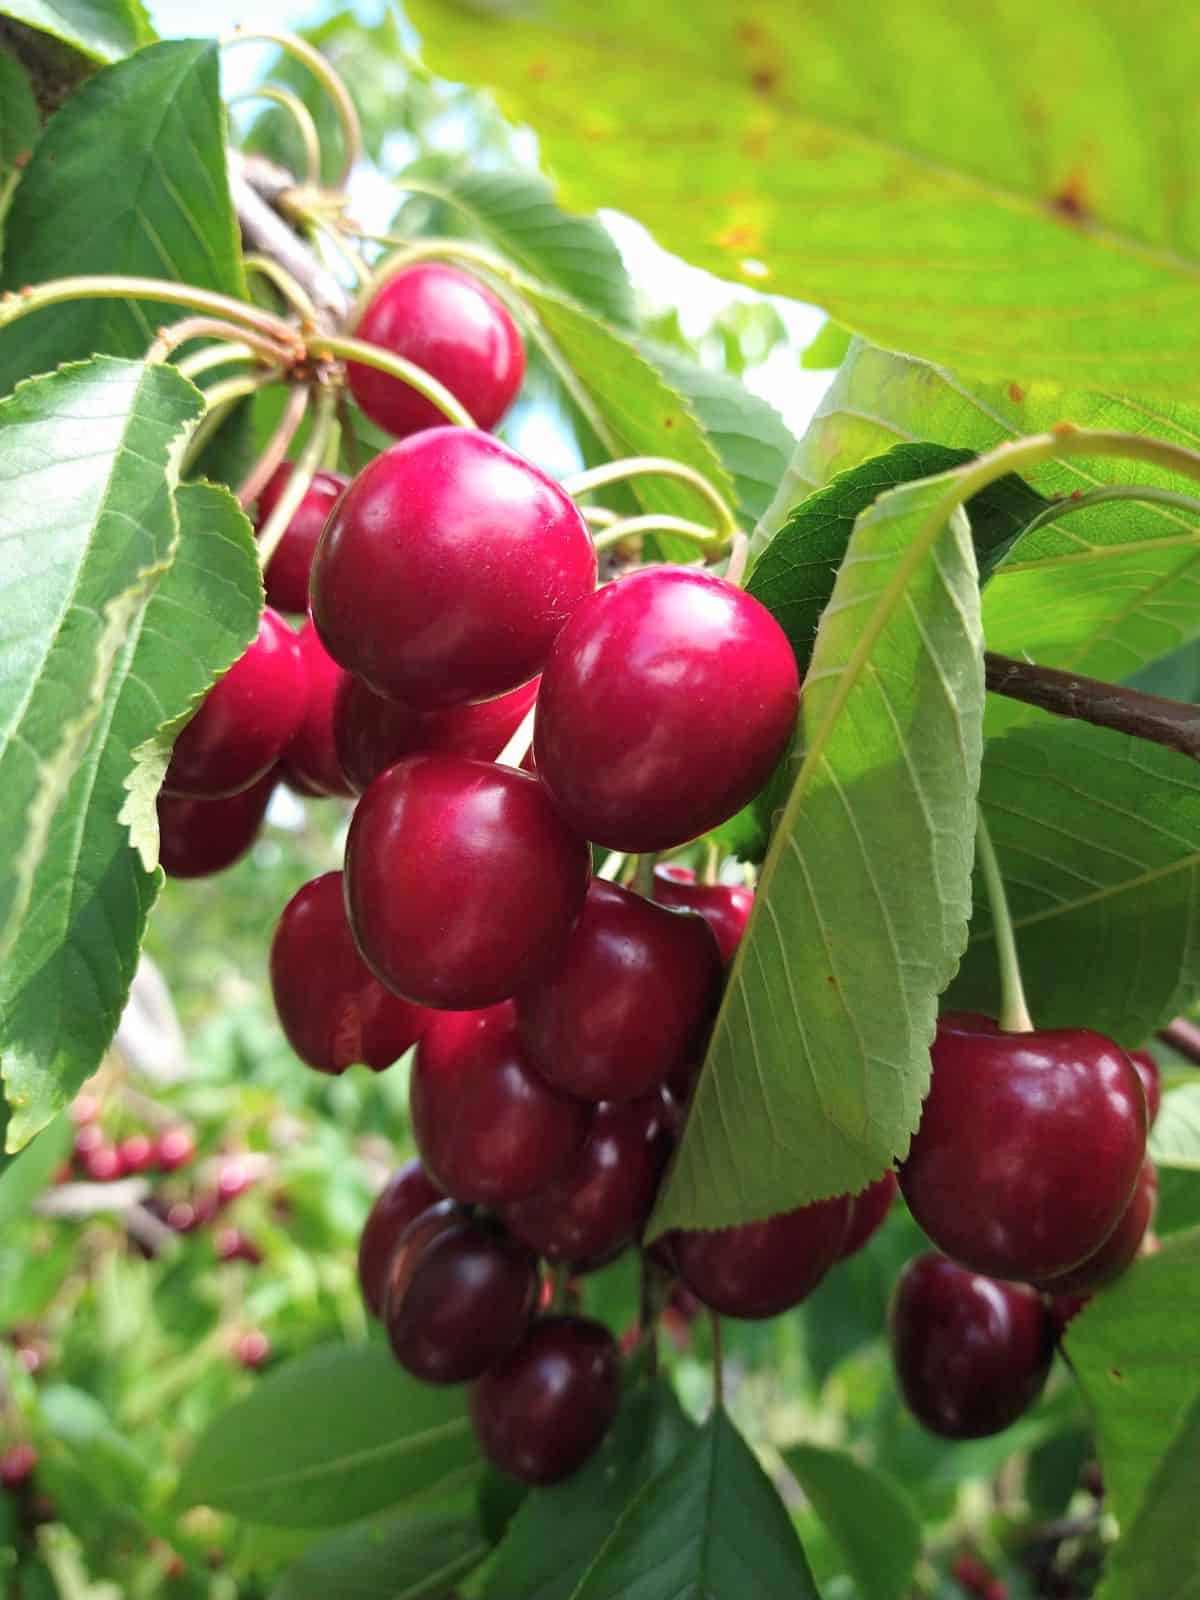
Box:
[985,652,1200,761]
[1158,1017,1200,1064]
[228,150,348,327]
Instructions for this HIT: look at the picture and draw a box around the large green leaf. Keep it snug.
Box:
[0,51,37,258]
[947,722,1200,1045]
[651,467,984,1233]
[177,1342,481,1528]
[0,1111,69,1225]
[412,0,1200,398]
[0,0,153,61]
[271,1507,488,1600]
[0,39,245,392]
[1150,1085,1200,1172]
[783,1444,921,1600]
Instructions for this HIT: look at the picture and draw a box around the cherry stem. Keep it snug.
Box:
[221,29,362,187]
[256,387,338,568]
[724,531,751,588]
[1005,482,1200,545]
[702,842,721,886]
[637,1252,662,1379]
[633,854,657,897]
[182,370,280,470]
[596,852,627,882]
[591,513,724,556]
[549,1261,572,1313]
[236,383,310,509]
[227,86,322,186]
[308,333,476,429]
[495,705,536,770]
[0,274,300,347]
[146,314,297,370]
[242,254,320,324]
[337,394,361,475]
[563,458,738,546]
[975,809,1034,1033]
[1157,1017,1200,1065]
[176,341,256,382]
[710,1311,725,1410]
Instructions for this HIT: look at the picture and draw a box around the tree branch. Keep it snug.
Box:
[228,150,349,326]
[1158,1016,1200,1065]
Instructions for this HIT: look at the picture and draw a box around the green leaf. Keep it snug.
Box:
[0,51,37,257]
[0,39,245,392]
[271,1507,488,1600]
[1128,639,1200,703]
[0,1112,69,1225]
[800,321,852,372]
[0,0,153,61]
[178,1342,481,1528]
[1150,1085,1200,1171]
[651,467,984,1233]
[572,1408,820,1600]
[783,1444,921,1600]
[947,723,1200,1046]
[411,0,1200,398]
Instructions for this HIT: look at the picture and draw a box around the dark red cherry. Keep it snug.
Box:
[163,609,304,798]
[117,1133,155,1177]
[889,1253,1054,1439]
[534,566,799,851]
[357,1160,444,1318]
[517,879,722,1102]
[411,1004,589,1205]
[344,754,590,1009]
[385,1218,538,1383]
[504,1092,673,1268]
[838,1170,899,1260]
[900,1014,1147,1281]
[1035,1158,1159,1297]
[1128,1048,1161,1127]
[333,674,539,794]
[215,1228,264,1266]
[379,1199,466,1311]
[255,464,347,615]
[671,1193,852,1319]
[652,863,754,966]
[469,1315,620,1485]
[311,428,594,707]
[270,872,432,1074]
[157,770,276,879]
[347,263,525,439]
[154,1126,196,1173]
[0,1443,37,1489]
[281,622,354,798]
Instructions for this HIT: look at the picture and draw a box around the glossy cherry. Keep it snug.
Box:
[652,862,755,966]
[116,1133,155,1177]
[385,1218,539,1384]
[889,1253,1054,1439]
[157,771,276,879]
[357,1160,444,1318]
[255,464,347,615]
[311,428,594,707]
[469,1315,620,1485]
[671,1193,852,1319]
[163,608,304,798]
[411,1003,589,1205]
[1035,1158,1159,1297]
[270,871,433,1075]
[534,566,799,851]
[517,879,723,1102]
[900,1013,1147,1282]
[234,1330,271,1371]
[154,1126,197,1173]
[344,754,590,1009]
[82,1143,122,1182]
[838,1170,899,1260]
[347,263,525,439]
[281,622,354,798]
[504,1092,673,1268]
[1129,1048,1161,1126]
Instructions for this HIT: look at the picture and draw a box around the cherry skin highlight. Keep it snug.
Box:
[671,1193,853,1319]
[1129,1048,1161,1126]
[310,428,595,707]
[469,1315,621,1485]
[344,753,590,1010]
[1035,1157,1159,1297]
[255,463,347,615]
[411,1003,590,1205]
[899,1013,1147,1282]
[534,566,800,851]
[357,1160,443,1318]
[652,862,754,966]
[347,263,525,439]
[889,1253,1054,1439]
[281,621,354,798]
[517,879,723,1102]
[157,770,276,879]
[163,609,304,799]
[838,1170,899,1260]
[270,872,433,1076]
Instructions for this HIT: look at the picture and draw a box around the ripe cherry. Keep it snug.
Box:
[157,770,276,879]
[163,608,304,799]
[838,1170,899,1260]
[271,872,433,1075]
[671,1193,852,1319]
[357,1160,443,1318]
[215,1228,264,1266]
[889,1253,1054,1439]
[82,1143,122,1182]
[345,754,590,1010]
[334,673,539,794]
[517,879,722,1102]
[281,622,353,798]
[534,566,799,851]
[900,1013,1146,1282]
[469,1316,620,1485]
[0,1444,37,1489]
[234,1330,271,1371]
[155,1127,197,1173]
[504,1092,673,1268]
[652,863,754,965]
[311,428,594,707]
[347,263,525,439]
[385,1218,538,1383]
[255,464,347,615]
[1129,1048,1161,1126]
[411,1004,589,1205]
[117,1133,155,1177]
[1035,1158,1159,1297]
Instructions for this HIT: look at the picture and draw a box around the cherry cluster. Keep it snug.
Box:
[65,1094,196,1185]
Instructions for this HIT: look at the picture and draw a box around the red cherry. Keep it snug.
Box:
[167,1193,218,1233]
[379,1199,466,1311]
[671,1194,852,1319]
[333,673,539,795]
[157,770,276,879]
[534,567,799,851]
[215,1158,255,1208]
[652,863,754,966]
[411,1004,589,1205]
[82,1143,122,1182]
[1047,1291,1091,1337]
[310,428,594,707]
[281,622,354,798]
[73,1123,104,1163]
[117,1133,155,1176]
[1128,1048,1161,1127]
[0,1443,37,1489]
[900,1014,1147,1282]
[838,1170,899,1260]
[234,1329,271,1370]
[255,464,347,615]
[155,1127,197,1173]
[385,1218,538,1383]
[1035,1158,1159,1297]
[344,754,590,1009]
[503,1092,673,1268]
[347,263,525,439]
[215,1228,264,1266]
[163,608,304,799]
[889,1253,1054,1439]
[469,1315,620,1485]
[357,1161,444,1318]
[271,872,433,1074]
